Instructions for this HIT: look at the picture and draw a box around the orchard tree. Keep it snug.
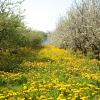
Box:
[0,0,25,48]
[49,0,100,59]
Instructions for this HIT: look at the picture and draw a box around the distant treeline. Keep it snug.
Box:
[0,0,47,49]
[48,0,100,60]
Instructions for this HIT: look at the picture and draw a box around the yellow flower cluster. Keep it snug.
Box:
[81,73,100,82]
[0,45,100,99]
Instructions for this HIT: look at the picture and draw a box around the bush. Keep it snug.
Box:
[23,30,46,47]
[87,51,95,59]
[14,75,27,85]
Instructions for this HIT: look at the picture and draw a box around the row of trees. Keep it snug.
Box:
[49,0,100,59]
[0,0,46,49]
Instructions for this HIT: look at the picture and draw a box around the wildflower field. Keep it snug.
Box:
[0,45,100,100]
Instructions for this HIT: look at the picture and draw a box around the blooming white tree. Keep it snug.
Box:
[49,0,100,59]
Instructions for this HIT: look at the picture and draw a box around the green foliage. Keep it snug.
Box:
[0,15,24,48]
[0,47,40,72]
[22,30,47,47]
[0,0,24,48]
[14,75,27,85]
[87,51,95,59]
[0,0,46,49]
[0,78,7,86]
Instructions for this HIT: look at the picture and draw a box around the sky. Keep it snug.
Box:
[22,0,73,32]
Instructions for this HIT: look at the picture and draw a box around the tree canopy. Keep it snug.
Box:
[0,0,46,49]
[49,0,100,59]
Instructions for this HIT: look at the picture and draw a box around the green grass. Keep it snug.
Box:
[0,45,100,100]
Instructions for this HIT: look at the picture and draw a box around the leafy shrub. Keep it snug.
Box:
[0,47,37,72]
[0,78,7,86]
[87,51,95,59]
[14,75,27,85]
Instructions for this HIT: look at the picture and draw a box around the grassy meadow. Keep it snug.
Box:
[0,45,100,100]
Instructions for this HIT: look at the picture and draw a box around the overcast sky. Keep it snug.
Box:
[22,0,73,32]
